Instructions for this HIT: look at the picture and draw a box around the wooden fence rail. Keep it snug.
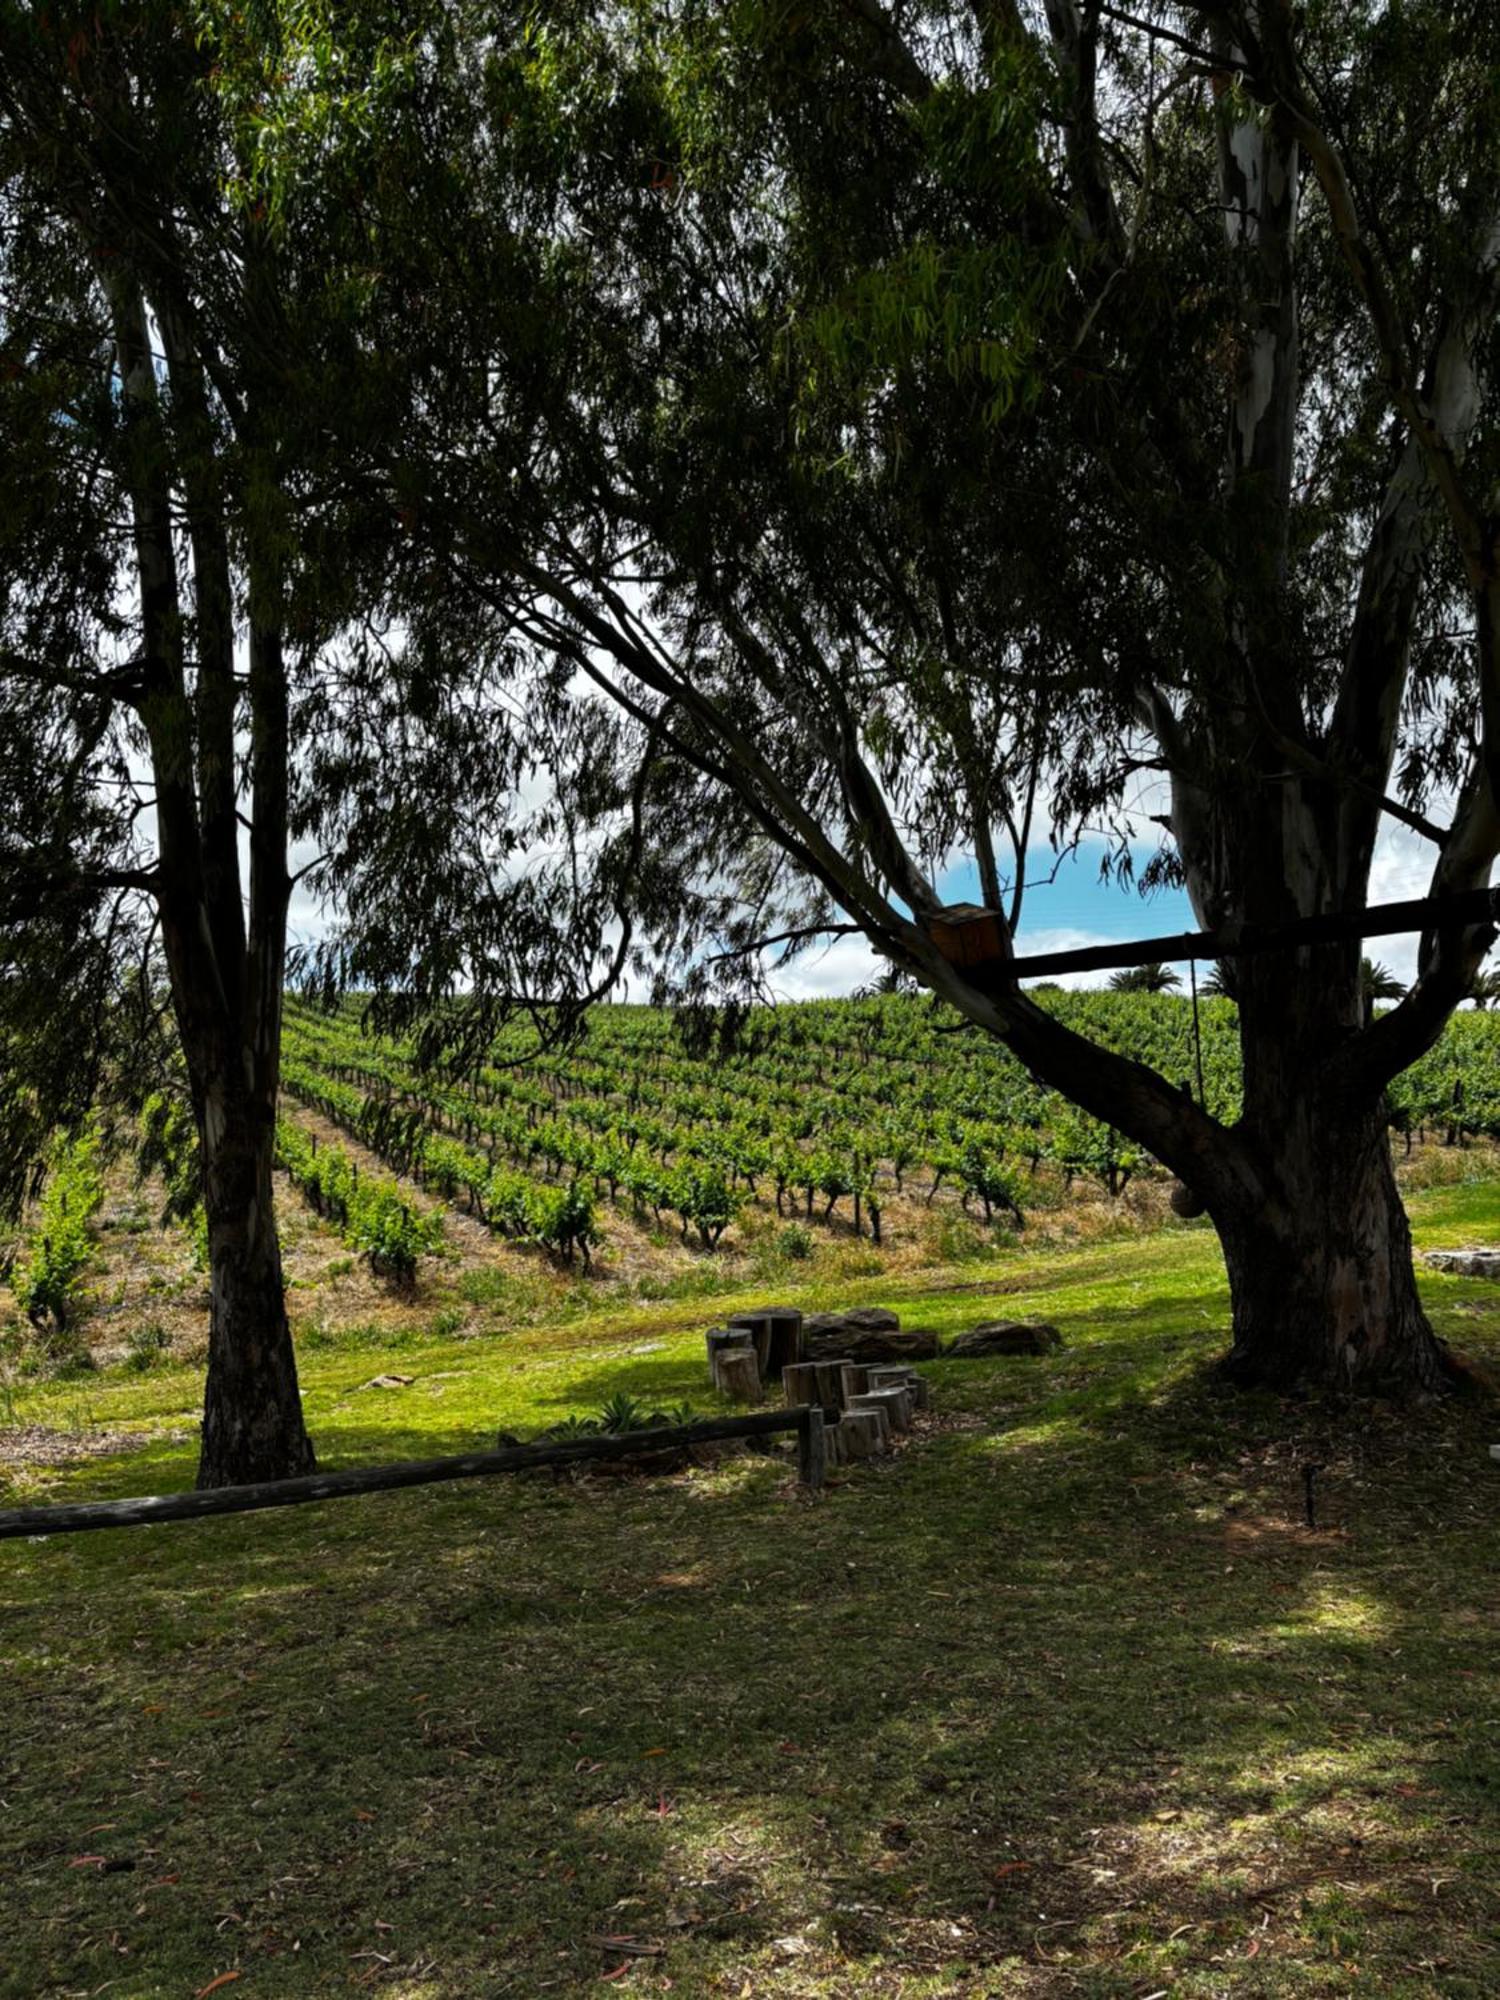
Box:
[0,1407,827,1542]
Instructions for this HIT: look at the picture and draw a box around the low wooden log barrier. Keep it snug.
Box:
[0,1408,829,1541]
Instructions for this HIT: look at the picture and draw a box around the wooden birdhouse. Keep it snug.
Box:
[924,903,1009,971]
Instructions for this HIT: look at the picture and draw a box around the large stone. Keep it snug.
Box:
[946,1320,1065,1357]
[1424,1248,1500,1279]
[802,1307,938,1362]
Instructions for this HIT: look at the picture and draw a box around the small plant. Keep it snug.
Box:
[541,1394,699,1442]
[775,1222,813,1260]
[428,1305,466,1339]
[125,1319,173,1372]
[11,1130,104,1338]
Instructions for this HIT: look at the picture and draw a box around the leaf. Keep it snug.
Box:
[67,1855,107,1868]
[352,1808,376,1821]
[992,1861,1030,1880]
[195,1976,242,2000]
[600,1964,631,1982]
[642,1746,667,1757]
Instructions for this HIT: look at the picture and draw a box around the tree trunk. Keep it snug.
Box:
[196,1090,315,1488]
[1213,1070,1446,1396]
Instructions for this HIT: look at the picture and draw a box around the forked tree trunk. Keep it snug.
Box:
[1202,945,1450,1396]
[196,1091,315,1488]
[1214,1096,1446,1394]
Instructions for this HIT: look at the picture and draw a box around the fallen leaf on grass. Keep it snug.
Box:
[600,1964,631,1982]
[194,1975,242,1999]
[993,1862,1031,1881]
[67,1855,107,1869]
[352,1808,376,1822]
[642,1747,667,1758]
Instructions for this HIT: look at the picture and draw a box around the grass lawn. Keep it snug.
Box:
[3,1181,1499,1998]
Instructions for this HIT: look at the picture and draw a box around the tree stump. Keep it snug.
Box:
[707,1326,754,1387]
[717,1346,762,1403]
[851,1385,911,1434]
[728,1306,804,1379]
[868,1364,929,1410]
[838,1409,885,1459]
[814,1359,860,1410]
[848,1400,892,1448]
[783,1362,821,1409]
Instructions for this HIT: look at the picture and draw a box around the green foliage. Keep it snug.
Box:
[275,991,1500,1276]
[9,1129,104,1336]
[1109,963,1183,994]
[275,1120,443,1283]
[543,1391,699,1440]
[125,1318,173,1372]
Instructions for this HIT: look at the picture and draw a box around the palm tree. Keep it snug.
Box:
[1467,967,1500,1010]
[1109,962,1182,994]
[1357,958,1406,1028]
[1361,959,1406,1003]
[1197,961,1237,1000]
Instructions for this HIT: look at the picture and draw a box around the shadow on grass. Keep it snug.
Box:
[5,1316,1499,1999]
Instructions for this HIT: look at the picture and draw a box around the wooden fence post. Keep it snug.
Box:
[796,1405,826,1491]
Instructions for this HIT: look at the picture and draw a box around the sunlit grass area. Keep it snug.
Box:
[3,1180,1498,1997]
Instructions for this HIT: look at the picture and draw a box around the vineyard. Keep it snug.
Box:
[276,992,1500,1270]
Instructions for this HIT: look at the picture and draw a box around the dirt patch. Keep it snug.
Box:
[0,1423,164,1472]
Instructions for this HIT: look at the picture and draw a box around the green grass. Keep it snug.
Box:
[3,1183,1499,1997]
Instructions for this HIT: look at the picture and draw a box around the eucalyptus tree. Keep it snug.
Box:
[412,1,1499,1395]
[0,2,504,1482]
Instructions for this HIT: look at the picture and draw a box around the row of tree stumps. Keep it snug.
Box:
[705,1307,929,1468]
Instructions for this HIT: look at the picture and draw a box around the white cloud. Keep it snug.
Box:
[765,933,884,1001]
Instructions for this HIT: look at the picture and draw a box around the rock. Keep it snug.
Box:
[1424,1248,1500,1279]
[804,1306,900,1337]
[946,1320,1064,1357]
[363,1373,415,1389]
[802,1309,938,1362]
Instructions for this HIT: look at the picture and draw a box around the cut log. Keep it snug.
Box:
[707,1325,754,1387]
[814,1359,859,1411]
[727,1306,804,1379]
[867,1364,930,1410]
[844,1399,891,1451]
[838,1410,884,1460]
[717,1346,762,1403]
[844,1363,872,1397]
[783,1362,821,1409]
[824,1419,848,1467]
[852,1385,912,1433]
[946,1320,1064,1357]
